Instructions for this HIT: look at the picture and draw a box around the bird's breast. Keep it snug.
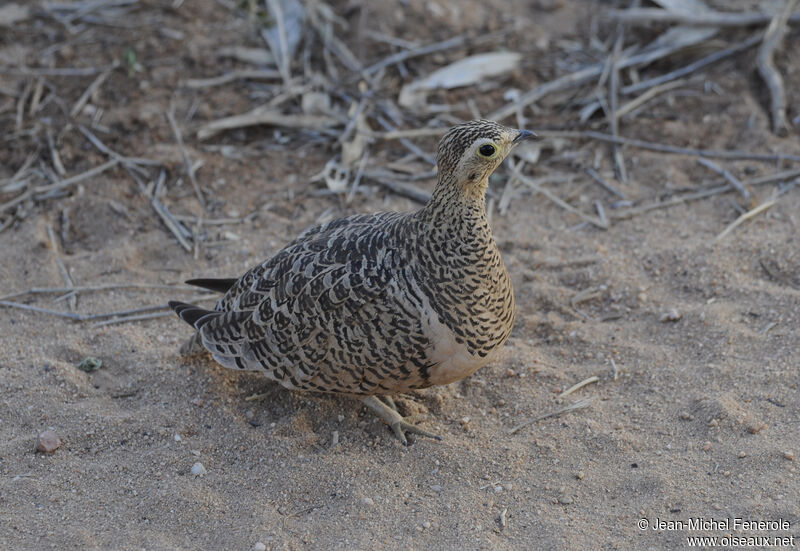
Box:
[412,273,513,387]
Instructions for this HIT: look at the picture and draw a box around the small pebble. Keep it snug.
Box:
[331,431,339,446]
[679,412,693,421]
[253,543,266,551]
[174,434,182,442]
[422,521,431,529]
[746,422,766,434]
[430,484,442,493]
[558,495,573,505]
[659,309,681,322]
[738,451,747,459]
[702,441,712,452]
[35,430,61,454]
[783,451,795,461]
[575,471,584,480]
[190,462,207,477]
[360,497,374,507]
[76,357,102,372]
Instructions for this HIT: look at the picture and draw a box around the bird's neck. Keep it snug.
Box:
[418,175,489,230]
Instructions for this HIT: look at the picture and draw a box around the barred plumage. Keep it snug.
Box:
[170,119,537,444]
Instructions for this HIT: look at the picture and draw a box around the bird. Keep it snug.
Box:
[169,119,537,444]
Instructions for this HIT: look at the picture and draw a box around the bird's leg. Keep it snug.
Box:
[382,395,398,412]
[179,332,205,356]
[360,396,442,446]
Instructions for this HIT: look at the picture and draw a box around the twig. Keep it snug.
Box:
[621,34,762,95]
[594,200,608,228]
[306,4,362,73]
[15,79,32,131]
[33,159,119,195]
[714,198,778,242]
[0,189,33,214]
[570,285,605,319]
[616,79,688,120]
[610,185,729,219]
[697,158,750,200]
[609,7,800,27]
[367,176,431,204]
[608,20,626,182]
[196,107,339,140]
[375,116,436,165]
[192,217,201,261]
[70,62,117,117]
[0,295,216,324]
[610,166,800,220]
[265,0,292,86]
[756,0,798,135]
[558,376,599,399]
[363,35,466,76]
[92,311,171,327]
[45,129,66,176]
[151,197,192,252]
[0,300,83,320]
[511,168,608,230]
[45,225,76,311]
[586,168,625,199]
[29,78,44,115]
[489,31,716,121]
[0,283,198,302]
[0,65,118,77]
[76,125,160,170]
[537,130,800,163]
[372,127,447,140]
[167,106,206,208]
[182,69,281,89]
[508,397,597,435]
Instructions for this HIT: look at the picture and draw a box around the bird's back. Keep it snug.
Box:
[198,211,441,394]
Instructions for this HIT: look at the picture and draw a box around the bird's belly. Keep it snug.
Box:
[417,298,502,387]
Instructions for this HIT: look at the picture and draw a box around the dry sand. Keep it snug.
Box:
[1,1,798,549]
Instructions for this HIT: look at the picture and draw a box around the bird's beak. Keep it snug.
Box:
[512,129,538,144]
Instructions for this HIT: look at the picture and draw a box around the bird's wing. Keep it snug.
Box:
[198,212,431,393]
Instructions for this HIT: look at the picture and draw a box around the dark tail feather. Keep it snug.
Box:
[168,301,219,329]
[185,278,237,294]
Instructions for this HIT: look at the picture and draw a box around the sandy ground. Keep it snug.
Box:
[1,1,799,550]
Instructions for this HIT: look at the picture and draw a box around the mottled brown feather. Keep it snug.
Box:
[170,120,530,395]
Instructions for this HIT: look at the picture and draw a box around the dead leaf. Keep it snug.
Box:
[0,3,30,26]
[399,52,522,108]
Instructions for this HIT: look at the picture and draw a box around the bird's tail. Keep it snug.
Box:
[168,301,219,329]
[184,278,237,294]
[168,301,220,356]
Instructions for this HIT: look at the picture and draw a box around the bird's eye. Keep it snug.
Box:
[478,144,496,157]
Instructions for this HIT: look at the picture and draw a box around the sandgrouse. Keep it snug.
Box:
[169,120,536,444]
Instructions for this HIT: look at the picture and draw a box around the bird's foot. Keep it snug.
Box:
[360,396,441,446]
[179,333,205,357]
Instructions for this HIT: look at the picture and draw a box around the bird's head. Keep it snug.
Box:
[435,119,537,193]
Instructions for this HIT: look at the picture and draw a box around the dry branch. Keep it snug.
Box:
[538,130,800,163]
[196,107,338,140]
[609,7,800,27]
[756,0,798,135]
